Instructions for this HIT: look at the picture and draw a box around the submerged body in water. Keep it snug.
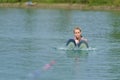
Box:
[66,27,89,50]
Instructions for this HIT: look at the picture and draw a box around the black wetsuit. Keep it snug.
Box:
[66,38,89,48]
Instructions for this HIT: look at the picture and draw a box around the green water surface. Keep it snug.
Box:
[0,8,120,80]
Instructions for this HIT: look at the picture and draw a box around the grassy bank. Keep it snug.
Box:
[0,3,120,11]
[0,0,120,10]
[0,0,120,6]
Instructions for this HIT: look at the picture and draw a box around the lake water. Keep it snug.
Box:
[0,8,120,80]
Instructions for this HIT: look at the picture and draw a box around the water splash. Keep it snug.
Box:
[56,46,97,51]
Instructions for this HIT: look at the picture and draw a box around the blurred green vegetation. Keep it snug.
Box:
[0,0,120,6]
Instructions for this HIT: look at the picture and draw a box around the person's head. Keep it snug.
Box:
[73,27,82,39]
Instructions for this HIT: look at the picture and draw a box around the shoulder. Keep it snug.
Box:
[81,37,88,42]
[66,39,76,46]
[66,39,75,43]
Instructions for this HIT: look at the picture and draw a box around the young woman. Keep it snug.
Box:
[66,27,88,49]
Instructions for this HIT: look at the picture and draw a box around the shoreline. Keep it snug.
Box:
[0,3,120,11]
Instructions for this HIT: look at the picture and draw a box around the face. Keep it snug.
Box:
[74,29,81,39]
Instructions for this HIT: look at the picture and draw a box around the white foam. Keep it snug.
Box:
[55,46,97,51]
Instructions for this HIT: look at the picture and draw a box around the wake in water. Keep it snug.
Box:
[55,46,97,51]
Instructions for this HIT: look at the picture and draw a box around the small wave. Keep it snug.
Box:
[55,46,97,51]
[85,47,97,51]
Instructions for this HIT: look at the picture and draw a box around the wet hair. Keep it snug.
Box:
[73,27,82,37]
[73,27,82,33]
